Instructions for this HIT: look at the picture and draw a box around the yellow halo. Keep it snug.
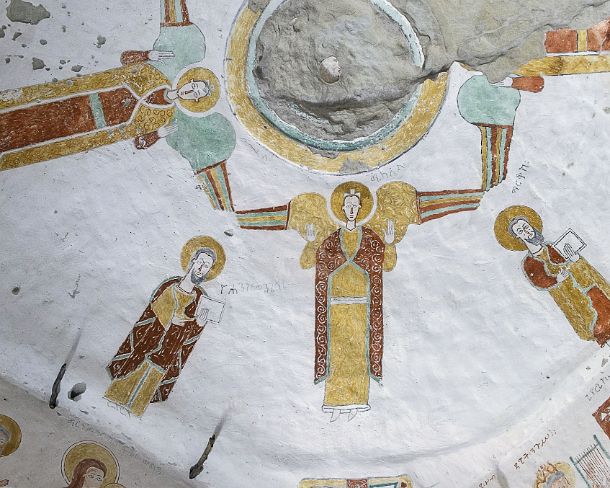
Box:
[0,415,21,457]
[180,236,226,281]
[175,67,221,114]
[104,484,127,488]
[329,181,374,223]
[533,462,575,488]
[494,205,543,252]
[61,441,119,485]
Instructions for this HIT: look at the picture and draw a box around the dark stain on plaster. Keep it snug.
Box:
[6,0,50,25]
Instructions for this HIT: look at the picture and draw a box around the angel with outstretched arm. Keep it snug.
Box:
[236,177,489,421]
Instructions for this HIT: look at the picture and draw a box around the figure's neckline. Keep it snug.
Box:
[340,226,362,260]
[176,283,197,296]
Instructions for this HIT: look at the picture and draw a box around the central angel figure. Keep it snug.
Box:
[301,182,414,421]
[239,181,427,420]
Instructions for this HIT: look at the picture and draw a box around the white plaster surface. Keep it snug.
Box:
[0,1,610,487]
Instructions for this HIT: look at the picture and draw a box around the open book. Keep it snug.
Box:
[554,228,587,259]
[195,295,225,326]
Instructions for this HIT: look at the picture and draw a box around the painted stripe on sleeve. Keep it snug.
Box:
[421,202,481,219]
[88,93,107,129]
[173,0,183,23]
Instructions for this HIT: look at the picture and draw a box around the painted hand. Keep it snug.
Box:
[557,268,570,283]
[306,224,316,243]
[148,50,175,61]
[384,219,395,244]
[158,123,178,138]
[563,243,580,263]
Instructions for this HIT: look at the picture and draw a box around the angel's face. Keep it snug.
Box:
[342,195,361,223]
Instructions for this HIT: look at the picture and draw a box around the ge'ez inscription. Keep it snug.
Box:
[585,374,610,401]
[511,163,530,193]
[370,163,406,183]
[513,429,557,469]
[220,281,287,295]
[478,473,496,487]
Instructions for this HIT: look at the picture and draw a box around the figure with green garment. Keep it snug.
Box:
[457,74,544,191]
[0,0,238,211]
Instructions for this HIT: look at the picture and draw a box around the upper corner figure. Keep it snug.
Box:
[0,0,237,211]
[495,206,610,346]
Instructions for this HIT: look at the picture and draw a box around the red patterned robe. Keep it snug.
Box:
[106,277,206,403]
[522,245,610,345]
[314,227,385,384]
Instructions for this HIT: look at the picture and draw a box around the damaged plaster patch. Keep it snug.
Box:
[31,57,45,70]
[6,0,50,25]
[0,25,6,38]
[71,64,83,72]
[248,0,270,12]
[254,0,422,141]
[392,0,610,83]
[0,89,22,103]
[340,159,372,175]
[96,35,106,48]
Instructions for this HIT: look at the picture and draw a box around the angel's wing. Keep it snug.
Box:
[287,193,338,269]
[368,182,419,271]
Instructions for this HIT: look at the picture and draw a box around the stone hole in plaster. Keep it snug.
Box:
[319,56,341,84]
[252,0,425,143]
[11,287,20,295]
[68,382,87,401]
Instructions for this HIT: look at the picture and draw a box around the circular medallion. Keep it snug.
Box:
[0,415,21,457]
[61,441,119,486]
[227,0,447,174]
[180,235,226,281]
[494,205,543,252]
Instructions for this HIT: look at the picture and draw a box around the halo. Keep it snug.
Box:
[534,462,575,488]
[494,205,543,251]
[180,236,226,281]
[226,3,448,174]
[175,67,221,114]
[104,484,127,488]
[61,441,119,485]
[0,415,21,457]
[329,181,374,223]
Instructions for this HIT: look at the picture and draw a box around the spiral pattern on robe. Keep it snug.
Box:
[347,480,369,488]
[314,234,346,381]
[313,227,386,382]
[355,230,385,379]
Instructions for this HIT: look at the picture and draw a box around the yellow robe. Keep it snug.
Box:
[323,229,371,412]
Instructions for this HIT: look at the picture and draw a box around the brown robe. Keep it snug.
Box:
[0,88,169,154]
[314,227,384,383]
[594,395,610,441]
[106,277,206,402]
[523,245,610,346]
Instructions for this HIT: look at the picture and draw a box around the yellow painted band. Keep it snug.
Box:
[226,6,447,174]
[577,30,588,52]
[517,55,610,76]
